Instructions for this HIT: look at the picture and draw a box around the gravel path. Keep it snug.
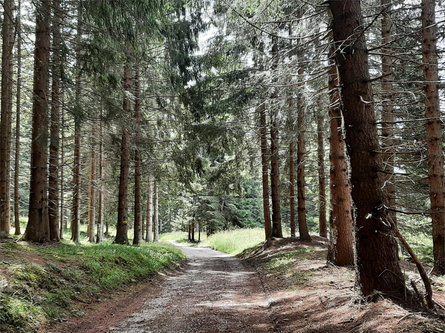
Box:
[110,242,275,333]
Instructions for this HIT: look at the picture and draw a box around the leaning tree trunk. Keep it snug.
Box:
[329,0,405,296]
[317,104,327,238]
[146,176,153,242]
[153,181,159,242]
[0,0,15,238]
[259,102,272,240]
[14,0,22,236]
[24,0,51,242]
[421,0,445,274]
[48,0,62,241]
[381,0,397,225]
[327,47,354,266]
[115,64,132,245]
[133,67,142,245]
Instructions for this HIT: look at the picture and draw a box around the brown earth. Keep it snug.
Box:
[45,238,445,333]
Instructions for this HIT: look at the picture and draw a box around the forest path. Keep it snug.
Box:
[49,242,277,333]
[110,242,275,333]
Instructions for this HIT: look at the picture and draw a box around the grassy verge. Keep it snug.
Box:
[0,241,184,332]
[202,228,266,255]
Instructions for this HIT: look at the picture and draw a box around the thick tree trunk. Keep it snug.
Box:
[317,106,327,238]
[87,128,96,242]
[115,64,132,245]
[153,181,159,242]
[327,49,354,266]
[48,0,62,241]
[421,0,445,274]
[146,177,153,242]
[133,67,142,245]
[0,0,14,238]
[329,0,405,296]
[259,103,272,240]
[381,0,397,225]
[24,0,51,242]
[14,0,22,236]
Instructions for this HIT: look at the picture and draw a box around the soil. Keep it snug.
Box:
[45,238,445,333]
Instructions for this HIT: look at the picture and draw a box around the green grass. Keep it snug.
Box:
[202,228,267,255]
[0,241,184,332]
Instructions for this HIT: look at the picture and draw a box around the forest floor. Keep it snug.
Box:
[44,237,445,333]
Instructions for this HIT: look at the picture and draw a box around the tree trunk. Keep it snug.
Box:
[146,176,153,242]
[96,113,104,243]
[14,0,22,236]
[59,89,65,239]
[115,64,132,245]
[288,95,296,238]
[327,47,354,266]
[329,0,405,296]
[381,0,397,225]
[0,0,15,238]
[269,36,282,239]
[153,181,159,242]
[71,2,82,243]
[87,127,96,242]
[48,0,62,241]
[259,103,272,240]
[421,0,445,274]
[133,67,142,245]
[317,105,327,238]
[24,0,51,242]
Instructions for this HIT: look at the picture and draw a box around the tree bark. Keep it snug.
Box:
[48,0,62,241]
[421,0,445,274]
[269,36,282,238]
[259,103,272,240]
[0,0,15,238]
[87,127,96,242]
[381,0,397,225]
[24,0,51,242]
[146,176,153,242]
[153,180,159,242]
[317,105,327,238]
[96,113,104,243]
[115,64,132,245]
[14,0,22,236]
[329,0,405,296]
[288,95,296,239]
[327,47,354,266]
[133,66,142,245]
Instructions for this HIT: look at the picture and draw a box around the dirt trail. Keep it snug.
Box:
[53,242,276,333]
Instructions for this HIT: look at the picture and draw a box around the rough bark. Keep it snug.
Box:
[269,36,282,238]
[96,114,104,243]
[115,64,132,245]
[48,0,62,241]
[153,181,159,242]
[381,0,397,225]
[317,106,327,238]
[0,0,15,238]
[146,176,153,242]
[14,0,22,236]
[327,48,355,266]
[59,90,65,239]
[421,0,445,274]
[24,0,51,242]
[288,96,296,238]
[133,67,142,245]
[329,0,405,296]
[259,103,272,240]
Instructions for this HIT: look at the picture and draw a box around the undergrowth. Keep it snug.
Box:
[0,241,184,332]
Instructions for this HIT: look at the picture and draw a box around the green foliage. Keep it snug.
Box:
[202,228,266,254]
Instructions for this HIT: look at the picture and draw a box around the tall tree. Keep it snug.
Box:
[96,115,104,243]
[327,48,354,266]
[146,176,153,242]
[114,64,132,244]
[288,97,296,239]
[259,102,272,240]
[48,0,62,241]
[153,180,159,242]
[24,0,52,242]
[87,127,96,242]
[317,105,327,238]
[14,0,22,236]
[329,0,405,295]
[133,66,142,245]
[0,0,15,238]
[421,0,445,274]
